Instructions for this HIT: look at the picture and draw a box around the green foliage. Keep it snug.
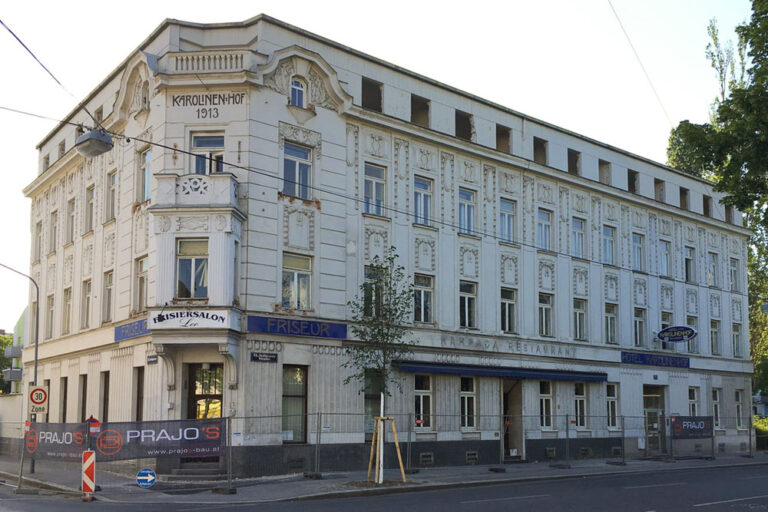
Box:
[755,415,768,449]
[0,334,12,394]
[342,247,414,398]
[666,2,768,393]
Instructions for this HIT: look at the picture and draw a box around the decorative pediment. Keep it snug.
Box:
[259,45,353,113]
[113,53,157,125]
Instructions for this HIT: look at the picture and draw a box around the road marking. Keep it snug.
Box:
[745,475,768,479]
[694,494,768,507]
[460,494,550,504]
[624,482,685,489]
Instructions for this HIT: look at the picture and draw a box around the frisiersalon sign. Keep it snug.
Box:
[150,309,229,329]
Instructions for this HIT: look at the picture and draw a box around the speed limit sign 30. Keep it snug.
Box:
[29,386,49,415]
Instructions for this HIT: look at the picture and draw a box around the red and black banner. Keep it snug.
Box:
[25,419,225,461]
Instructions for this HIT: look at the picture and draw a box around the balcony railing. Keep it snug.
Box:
[160,51,254,74]
[153,172,239,209]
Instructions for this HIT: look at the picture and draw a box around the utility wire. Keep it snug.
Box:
[0,103,742,293]
[607,0,674,128]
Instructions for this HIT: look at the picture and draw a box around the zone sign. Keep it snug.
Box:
[29,386,49,415]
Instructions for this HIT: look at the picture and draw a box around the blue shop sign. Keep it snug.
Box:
[247,315,347,339]
[657,326,697,343]
[114,319,151,342]
[621,351,690,368]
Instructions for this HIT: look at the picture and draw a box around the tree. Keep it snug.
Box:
[666,1,768,393]
[0,333,13,394]
[342,246,414,403]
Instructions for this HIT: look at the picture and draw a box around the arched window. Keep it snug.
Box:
[290,79,305,108]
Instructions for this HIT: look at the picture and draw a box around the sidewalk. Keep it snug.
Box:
[0,453,766,504]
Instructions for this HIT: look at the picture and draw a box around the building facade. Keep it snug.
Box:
[20,15,753,474]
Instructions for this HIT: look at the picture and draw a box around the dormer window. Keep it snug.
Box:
[290,79,305,108]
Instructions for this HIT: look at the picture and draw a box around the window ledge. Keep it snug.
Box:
[103,217,116,227]
[457,232,481,240]
[536,249,556,256]
[362,212,391,222]
[82,230,94,238]
[413,222,437,232]
[63,241,74,249]
[498,240,520,248]
[572,256,590,263]
[172,298,210,306]
[277,192,318,208]
[46,251,56,257]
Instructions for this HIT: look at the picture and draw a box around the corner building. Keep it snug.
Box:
[22,15,753,474]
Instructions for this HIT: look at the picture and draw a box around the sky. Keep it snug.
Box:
[0,0,753,333]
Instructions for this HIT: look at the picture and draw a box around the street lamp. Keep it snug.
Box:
[0,263,40,480]
[74,129,113,158]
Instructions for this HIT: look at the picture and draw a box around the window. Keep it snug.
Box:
[458,188,475,235]
[94,107,103,125]
[730,258,740,292]
[703,195,712,217]
[661,311,673,350]
[138,149,151,202]
[659,240,671,277]
[42,154,49,171]
[688,387,699,416]
[599,160,611,185]
[85,186,94,232]
[282,253,311,310]
[79,374,87,423]
[567,149,581,176]
[500,288,517,334]
[654,179,665,202]
[735,389,744,428]
[361,77,382,112]
[100,371,110,423]
[62,288,72,335]
[539,381,553,428]
[413,274,433,323]
[66,199,75,243]
[414,374,432,428]
[459,281,476,328]
[136,257,148,313]
[45,294,54,339]
[686,315,698,353]
[176,239,208,299]
[364,370,382,438]
[460,377,476,429]
[684,246,696,283]
[192,135,224,174]
[499,199,516,243]
[603,226,616,265]
[49,211,58,253]
[60,376,68,423]
[679,187,689,210]
[573,299,587,341]
[538,293,553,337]
[413,177,432,225]
[363,266,383,318]
[496,124,511,153]
[105,171,117,221]
[605,303,618,345]
[712,388,721,428]
[134,366,145,422]
[633,308,646,347]
[732,323,742,358]
[533,137,548,165]
[283,142,311,199]
[574,382,587,428]
[103,271,113,323]
[537,209,552,251]
[631,233,644,271]
[707,252,719,287]
[455,110,473,141]
[710,320,720,355]
[290,79,305,108]
[282,365,307,443]
[606,383,619,428]
[411,95,430,128]
[81,280,91,329]
[627,169,639,194]
[58,140,66,160]
[364,163,386,216]
[34,221,42,261]
[572,218,585,258]
[725,205,733,224]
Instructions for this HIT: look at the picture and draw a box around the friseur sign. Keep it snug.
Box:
[150,309,229,329]
[247,315,347,339]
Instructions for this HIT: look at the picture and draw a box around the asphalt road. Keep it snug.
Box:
[1,464,768,511]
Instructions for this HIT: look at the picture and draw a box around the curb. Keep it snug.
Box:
[0,469,81,497]
[63,459,768,506]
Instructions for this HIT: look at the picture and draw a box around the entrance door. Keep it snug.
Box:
[187,364,223,419]
[643,385,666,455]
[502,379,523,459]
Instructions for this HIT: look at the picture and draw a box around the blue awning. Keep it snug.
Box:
[395,361,607,382]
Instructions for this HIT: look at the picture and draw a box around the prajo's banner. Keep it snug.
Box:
[670,415,714,439]
[25,418,225,461]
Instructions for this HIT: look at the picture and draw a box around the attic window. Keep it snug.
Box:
[42,155,50,171]
[680,187,689,210]
[599,160,611,185]
[58,141,66,160]
[627,169,639,194]
[703,195,712,217]
[654,179,665,202]
[76,125,85,138]
[725,205,733,224]
[290,79,306,108]
[567,149,581,176]
[496,124,510,153]
[455,110,473,141]
[533,137,548,165]
[362,77,382,112]
[411,95,430,129]
[94,107,103,125]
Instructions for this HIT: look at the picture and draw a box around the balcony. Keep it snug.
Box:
[153,173,239,209]
[159,50,255,74]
